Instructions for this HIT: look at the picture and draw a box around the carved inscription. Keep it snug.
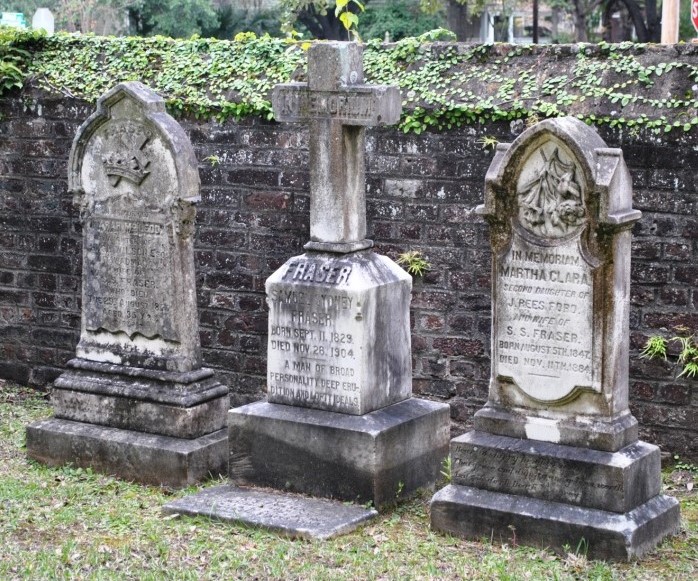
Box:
[454,449,624,497]
[84,215,177,341]
[495,232,596,402]
[274,86,378,123]
[267,257,362,413]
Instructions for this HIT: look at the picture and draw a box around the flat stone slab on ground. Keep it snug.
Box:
[163,485,378,540]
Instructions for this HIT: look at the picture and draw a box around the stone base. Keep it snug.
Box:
[474,405,638,452]
[228,398,450,509]
[451,431,661,513]
[430,484,680,561]
[52,359,229,438]
[26,418,228,488]
[163,485,378,539]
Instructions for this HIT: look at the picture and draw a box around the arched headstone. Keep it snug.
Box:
[431,117,680,561]
[27,83,228,487]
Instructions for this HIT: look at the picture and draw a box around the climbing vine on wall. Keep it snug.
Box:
[361,35,698,135]
[2,27,697,135]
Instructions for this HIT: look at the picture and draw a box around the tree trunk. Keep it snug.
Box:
[298,6,350,40]
[574,2,589,41]
[447,0,470,42]
[644,0,661,41]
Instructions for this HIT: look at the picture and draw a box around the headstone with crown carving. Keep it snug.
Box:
[429,117,680,560]
[26,82,228,487]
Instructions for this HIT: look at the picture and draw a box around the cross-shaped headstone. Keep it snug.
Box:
[272,42,402,253]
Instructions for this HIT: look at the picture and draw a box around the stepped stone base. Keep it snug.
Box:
[451,431,661,513]
[51,359,229,438]
[26,418,228,488]
[228,397,450,509]
[430,484,680,561]
[26,360,230,487]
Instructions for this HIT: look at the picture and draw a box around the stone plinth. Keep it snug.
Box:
[50,359,228,438]
[431,485,680,561]
[229,398,450,509]
[429,117,679,560]
[26,82,227,486]
[27,419,227,488]
[266,251,412,415]
[450,431,662,513]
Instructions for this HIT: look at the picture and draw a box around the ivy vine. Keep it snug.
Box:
[0,26,44,94]
[361,35,698,135]
[2,27,697,135]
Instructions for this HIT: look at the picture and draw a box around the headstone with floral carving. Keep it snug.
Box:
[430,117,680,561]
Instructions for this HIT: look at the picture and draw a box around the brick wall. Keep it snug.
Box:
[1,90,696,458]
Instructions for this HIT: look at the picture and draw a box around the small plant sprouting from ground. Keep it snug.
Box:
[395,480,404,499]
[440,455,452,484]
[641,329,698,378]
[204,154,221,166]
[673,455,698,474]
[396,250,430,277]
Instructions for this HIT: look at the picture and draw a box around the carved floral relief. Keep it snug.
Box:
[517,145,585,238]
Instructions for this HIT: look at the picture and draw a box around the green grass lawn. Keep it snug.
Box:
[1,382,696,580]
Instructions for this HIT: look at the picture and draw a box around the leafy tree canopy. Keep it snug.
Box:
[359,0,446,41]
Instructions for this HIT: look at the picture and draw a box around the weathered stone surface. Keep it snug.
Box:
[224,42,449,514]
[26,418,227,488]
[229,398,450,509]
[476,118,642,448]
[451,431,661,513]
[266,251,412,415]
[3,76,698,461]
[70,82,202,373]
[55,358,226,406]
[473,406,638,453]
[272,42,401,252]
[163,485,378,540]
[430,117,679,560]
[430,484,680,561]
[25,82,228,487]
[52,361,228,439]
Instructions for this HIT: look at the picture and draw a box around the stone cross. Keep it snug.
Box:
[272,42,402,253]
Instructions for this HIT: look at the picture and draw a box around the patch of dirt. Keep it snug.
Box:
[0,381,49,405]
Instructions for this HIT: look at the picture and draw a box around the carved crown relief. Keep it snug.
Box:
[102,131,152,187]
[516,143,585,238]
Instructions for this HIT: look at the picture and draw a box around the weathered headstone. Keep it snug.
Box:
[430,117,680,560]
[26,82,228,487]
[228,42,450,512]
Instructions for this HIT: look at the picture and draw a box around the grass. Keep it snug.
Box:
[1,381,696,580]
